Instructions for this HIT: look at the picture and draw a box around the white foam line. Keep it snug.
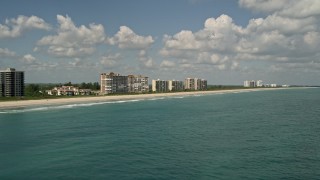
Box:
[0,99,144,114]
[172,96,185,99]
[148,97,166,101]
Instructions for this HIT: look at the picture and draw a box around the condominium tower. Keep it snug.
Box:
[0,68,25,97]
[184,78,207,90]
[152,79,184,92]
[100,72,149,94]
[128,75,149,93]
[152,79,169,92]
[244,80,256,87]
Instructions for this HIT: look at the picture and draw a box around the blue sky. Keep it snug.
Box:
[0,0,320,85]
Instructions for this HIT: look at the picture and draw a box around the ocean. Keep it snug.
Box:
[0,88,319,179]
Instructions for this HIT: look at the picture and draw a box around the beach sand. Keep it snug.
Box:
[0,88,282,109]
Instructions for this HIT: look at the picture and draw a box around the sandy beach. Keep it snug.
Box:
[0,88,284,109]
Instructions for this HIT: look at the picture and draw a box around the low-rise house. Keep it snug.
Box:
[47,86,92,96]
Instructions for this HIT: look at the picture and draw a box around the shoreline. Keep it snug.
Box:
[0,88,298,109]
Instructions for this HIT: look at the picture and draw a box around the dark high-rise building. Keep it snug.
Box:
[152,79,169,92]
[0,68,25,97]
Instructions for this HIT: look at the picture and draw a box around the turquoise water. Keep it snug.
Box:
[0,88,320,179]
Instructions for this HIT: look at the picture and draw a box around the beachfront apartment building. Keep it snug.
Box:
[184,78,207,91]
[128,75,149,93]
[257,80,263,87]
[100,72,149,94]
[152,80,185,92]
[169,80,184,92]
[0,68,24,97]
[152,79,169,92]
[244,80,267,88]
[244,80,256,87]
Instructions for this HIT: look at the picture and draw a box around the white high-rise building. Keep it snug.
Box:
[257,80,263,87]
[100,72,148,94]
[184,78,207,90]
[244,80,256,87]
[128,75,149,93]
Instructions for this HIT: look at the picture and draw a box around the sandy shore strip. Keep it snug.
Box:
[0,88,286,109]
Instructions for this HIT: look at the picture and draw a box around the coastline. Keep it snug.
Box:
[0,88,290,109]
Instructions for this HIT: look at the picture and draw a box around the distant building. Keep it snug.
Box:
[128,75,149,93]
[152,80,185,92]
[244,80,279,88]
[169,80,184,91]
[0,68,24,97]
[100,72,127,94]
[100,72,148,94]
[185,78,196,90]
[199,79,208,90]
[244,80,256,88]
[184,78,207,90]
[152,79,169,92]
[47,86,92,96]
[257,80,263,87]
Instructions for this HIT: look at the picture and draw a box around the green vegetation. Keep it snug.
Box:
[63,82,100,90]
[207,85,247,91]
[0,82,100,101]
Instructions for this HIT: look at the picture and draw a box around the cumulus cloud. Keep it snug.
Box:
[138,50,154,68]
[108,26,154,49]
[100,53,121,68]
[18,53,58,70]
[160,60,176,68]
[141,58,154,68]
[238,0,288,13]
[239,0,320,18]
[163,31,200,50]
[37,15,105,57]
[22,54,36,64]
[0,48,16,57]
[160,0,320,72]
[160,14,242,70]
[0,15,50,38]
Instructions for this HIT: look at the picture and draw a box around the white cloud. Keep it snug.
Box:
[22,54,36,64]
[239,0,320,18]
[139,50,147,57]
[138,56,154,69]
[160,1,320,73]
[141,58,154,68]
[0,48,16,57]
[160,60,176,68]
[0,15,50,38]
[66,58,97,69]
[37,15,105,57]
[238,0,288,13]
[100,53,121,68]
[161,14,243,55]
[160,14,242,70]
[108,26,154,49]
[304,31,320,47]
[163,31,200,50]
[19,53,59,70]
[245,15,317,35]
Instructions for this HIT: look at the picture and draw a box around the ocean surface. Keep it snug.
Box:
[0,88,319,179]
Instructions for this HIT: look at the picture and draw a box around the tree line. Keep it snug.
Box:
[25,82,100,97]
